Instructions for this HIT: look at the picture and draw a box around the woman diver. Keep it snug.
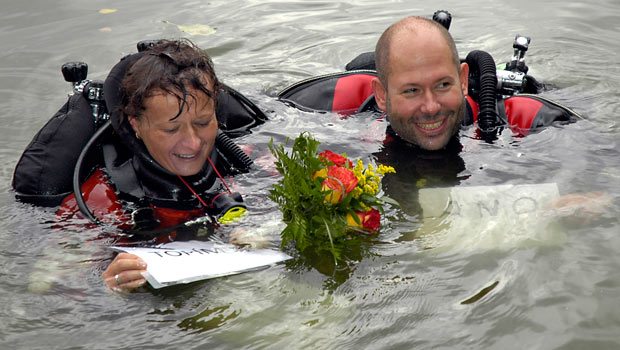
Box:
[52,39,262,291]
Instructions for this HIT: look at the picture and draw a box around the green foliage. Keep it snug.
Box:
[269,133,350,260]
[269,132,399,262]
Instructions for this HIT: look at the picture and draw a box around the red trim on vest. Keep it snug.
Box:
[332,74,375,116]
[504,96,542,135]
[466,95,542,136]
[152,206,204,228]
[466,95,479,122]
[56,168,204,230]
[56,169,127,226]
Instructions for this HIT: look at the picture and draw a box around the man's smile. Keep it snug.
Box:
[416,119,444,130]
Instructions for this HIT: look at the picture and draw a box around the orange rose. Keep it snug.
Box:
[346,208,381,232]
[322,165,358,204]
[319,150,353,168]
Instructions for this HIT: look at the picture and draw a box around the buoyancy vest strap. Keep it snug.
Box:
[332,74,376,115]
[466,96,479,124]
[277,70,377,114]
[496,97,508,125]
[102,143,145,199]
[504,96,543,133]
[357,94,378,113]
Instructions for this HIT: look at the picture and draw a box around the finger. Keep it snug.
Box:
[107,276,147,291]
[114,252,147,264]
[111,258,148,273]
[102,256,147,278]
[117,278,147,291]
[105,270,148,290]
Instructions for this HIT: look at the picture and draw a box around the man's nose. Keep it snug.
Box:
[420,91,441,116]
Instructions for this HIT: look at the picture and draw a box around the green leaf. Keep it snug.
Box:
[379,195,401,207]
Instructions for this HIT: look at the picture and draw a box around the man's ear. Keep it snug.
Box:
[371,77,387,111]
[459,62,469,96]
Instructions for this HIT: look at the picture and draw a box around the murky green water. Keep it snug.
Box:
[2,0,620,349]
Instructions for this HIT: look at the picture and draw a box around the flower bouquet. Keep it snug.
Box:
[268,132,396,260]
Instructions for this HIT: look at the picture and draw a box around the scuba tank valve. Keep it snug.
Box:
[432,10,452,30]
[496,70,526,95]
[61,61,88,95]
[61,62,109,126]
[496,35,532,96]
[506,35,531,74]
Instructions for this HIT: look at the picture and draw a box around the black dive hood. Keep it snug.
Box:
[104,51,147,157]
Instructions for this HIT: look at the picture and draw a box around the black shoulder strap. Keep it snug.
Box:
[357,94,379,113]
[496,97,508,125]
[102,143,145,200]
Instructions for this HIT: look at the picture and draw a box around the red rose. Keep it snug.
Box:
[347,208,381,233]
[319,150,353,168]
[322,165,358,204]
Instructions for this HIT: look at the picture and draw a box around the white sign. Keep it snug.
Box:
[416,183,564,250]
[111,241,292,289]
[419,183,560,219]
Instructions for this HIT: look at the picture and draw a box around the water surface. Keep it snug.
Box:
[1,1,620,349]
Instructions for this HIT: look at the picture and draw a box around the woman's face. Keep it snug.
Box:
[129,88,218,177]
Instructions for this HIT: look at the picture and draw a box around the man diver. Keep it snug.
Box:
[369,16,611,225]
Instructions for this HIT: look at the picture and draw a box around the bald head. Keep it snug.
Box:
[375,17,460,87]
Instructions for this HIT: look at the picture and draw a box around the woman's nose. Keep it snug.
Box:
[181,127,201,150]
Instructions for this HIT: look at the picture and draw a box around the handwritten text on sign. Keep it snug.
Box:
[419,183,560,219]
[111,241,292,289]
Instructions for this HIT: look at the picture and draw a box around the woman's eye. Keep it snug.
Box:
[196,118,214,127]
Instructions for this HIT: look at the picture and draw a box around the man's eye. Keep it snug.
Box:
[404,88,418,94]
[164,128,178,134]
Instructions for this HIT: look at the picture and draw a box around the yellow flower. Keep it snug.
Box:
[377,164,396,175]
[312,168,328,179]
[358,176,366,187]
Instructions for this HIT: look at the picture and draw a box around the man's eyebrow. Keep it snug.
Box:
[398,75,455,87]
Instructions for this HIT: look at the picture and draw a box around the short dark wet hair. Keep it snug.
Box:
[375,17,460,87]
[120,38,221,121]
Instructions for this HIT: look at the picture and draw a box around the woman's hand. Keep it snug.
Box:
[101,252,148,291]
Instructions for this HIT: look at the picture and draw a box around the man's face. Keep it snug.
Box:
[373,30,469,151]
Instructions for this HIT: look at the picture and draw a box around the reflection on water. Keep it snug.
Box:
[2,0,620,349]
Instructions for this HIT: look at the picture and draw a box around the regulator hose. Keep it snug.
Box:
[465,50,499,135]
[73,120,112,225]
[215,131,253,171]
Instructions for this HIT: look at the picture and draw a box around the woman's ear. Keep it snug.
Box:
[128,117,142,140]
